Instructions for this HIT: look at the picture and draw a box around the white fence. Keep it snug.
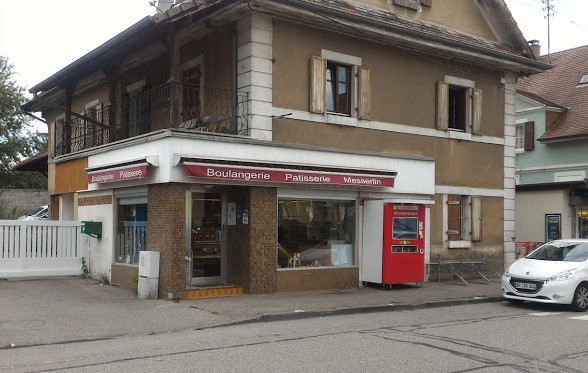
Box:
[0,220,84,278]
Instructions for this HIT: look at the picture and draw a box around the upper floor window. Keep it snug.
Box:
[436,76,482,135]
[326,61,352,115]
[516,120,535,152]
[310,50,371,121]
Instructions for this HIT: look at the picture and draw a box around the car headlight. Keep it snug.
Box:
[548,269,577,281]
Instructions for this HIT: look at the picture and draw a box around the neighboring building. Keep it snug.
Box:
[22,0,547,298]
[515,45,588,254]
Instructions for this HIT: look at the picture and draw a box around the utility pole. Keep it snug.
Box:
[541,0,555,55]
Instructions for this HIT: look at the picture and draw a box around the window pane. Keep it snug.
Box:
[448,86,466,131]
[115,203,148,264]
[278,199,355,268]
[515,124,524,150]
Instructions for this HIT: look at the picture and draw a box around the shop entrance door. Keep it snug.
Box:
[189,191,226,286]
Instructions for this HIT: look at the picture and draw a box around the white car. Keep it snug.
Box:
[17,205,49,221]
[502,239,588,312]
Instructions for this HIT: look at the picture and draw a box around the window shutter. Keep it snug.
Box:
[524,121,535,151]
[471,196,482,241]
[447,194,460,241]
[471,88,482,135]
[358,66,371,120]
[436,81,448,130]
[310,55,326,114]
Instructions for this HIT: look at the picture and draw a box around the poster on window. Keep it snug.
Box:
[545,214,561,242]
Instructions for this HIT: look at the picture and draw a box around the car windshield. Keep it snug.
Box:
[526,242,588,262]
[32,206,47,216]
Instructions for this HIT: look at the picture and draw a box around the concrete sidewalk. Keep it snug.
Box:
[0,276,503,349]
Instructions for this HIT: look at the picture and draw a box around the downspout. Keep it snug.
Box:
[232,27,238,134]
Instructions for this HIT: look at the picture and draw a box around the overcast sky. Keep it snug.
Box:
[1,0,587,99]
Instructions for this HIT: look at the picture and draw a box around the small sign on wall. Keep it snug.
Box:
[545,213,561,242]
[227,202,236,226]
[242,210,249,225]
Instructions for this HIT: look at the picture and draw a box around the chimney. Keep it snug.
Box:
[528,40,541,59]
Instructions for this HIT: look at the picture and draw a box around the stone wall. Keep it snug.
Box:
[0,189,49,219]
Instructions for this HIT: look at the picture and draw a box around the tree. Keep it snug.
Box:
[0,56,47,188]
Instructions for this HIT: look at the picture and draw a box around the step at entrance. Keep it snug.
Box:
[184,285,244,299]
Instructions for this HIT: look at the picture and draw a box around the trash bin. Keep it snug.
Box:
[138,251,160,299]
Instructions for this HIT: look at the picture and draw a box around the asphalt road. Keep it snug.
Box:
[2,301,587,372]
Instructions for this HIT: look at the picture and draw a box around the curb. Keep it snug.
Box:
[214,296,504,328]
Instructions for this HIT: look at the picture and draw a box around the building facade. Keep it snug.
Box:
[22,0,547,297]
[515,45,588,256]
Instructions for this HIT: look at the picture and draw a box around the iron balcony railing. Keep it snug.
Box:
[56,82,250,156]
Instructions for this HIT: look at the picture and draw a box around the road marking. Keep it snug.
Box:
[528,312,563,316]
[569,315,588,320]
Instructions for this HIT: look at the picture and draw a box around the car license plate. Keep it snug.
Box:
[514,282,536,290]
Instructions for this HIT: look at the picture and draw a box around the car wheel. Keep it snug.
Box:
[570,283,588,312]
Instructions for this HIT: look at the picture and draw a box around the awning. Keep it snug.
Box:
[87,163,148,184]
[183,160,396,188]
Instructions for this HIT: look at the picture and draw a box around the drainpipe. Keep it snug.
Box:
[232,27,238,134]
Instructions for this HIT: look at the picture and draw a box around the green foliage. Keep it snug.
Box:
[131,274,139,295]
[81,257,89,278]
[0,56,47,189]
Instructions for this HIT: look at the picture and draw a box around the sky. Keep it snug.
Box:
[1,0,588,129]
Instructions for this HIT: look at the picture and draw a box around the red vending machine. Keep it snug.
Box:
[382,203,425,284]
[361,201,427,286]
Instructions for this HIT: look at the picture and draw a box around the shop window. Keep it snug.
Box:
[578,209,588,239]
[278,199,355,268]
[436,78,481,135]
[115,202,147,264]
[310,50,371,120]
[446,194,481,248]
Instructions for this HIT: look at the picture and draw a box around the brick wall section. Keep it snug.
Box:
[148,183,186,298]
[226,186,277,293]
[226,187,251,287]
[248,187,277,293]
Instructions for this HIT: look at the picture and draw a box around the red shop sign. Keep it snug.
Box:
[88,165,148,184]
[185,164,395,187]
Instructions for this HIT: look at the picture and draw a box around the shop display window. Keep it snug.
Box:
[278,199,355,268]
[115,203,147,264]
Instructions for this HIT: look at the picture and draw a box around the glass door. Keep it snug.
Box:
[190,191,225,285]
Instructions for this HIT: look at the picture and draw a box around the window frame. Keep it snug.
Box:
[277,197,357,269]
[326,60,353,116]
[437,76,481,135]
[515,121,525,152]
[310,50,370,125]
[445,194,481,248]
[180,56,204,123]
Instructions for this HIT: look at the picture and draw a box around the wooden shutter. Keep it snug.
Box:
[310,56,326,114]
[447,194,461,241]
[471,196,482,241]
[358,66,371,120]
[436,81,448,130]
[471,88,482,135]
[524,121,535,151]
